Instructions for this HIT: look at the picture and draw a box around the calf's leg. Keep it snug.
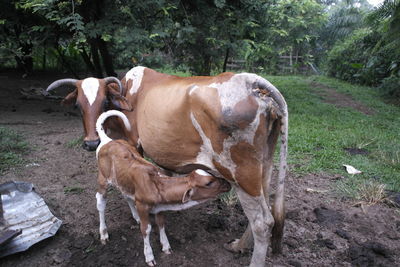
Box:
[125,197,140,223]
[96,192,109,244]
[155,212,172,254]
[136,202,156,266]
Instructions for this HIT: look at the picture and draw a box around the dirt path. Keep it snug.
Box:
[0,73,399,266]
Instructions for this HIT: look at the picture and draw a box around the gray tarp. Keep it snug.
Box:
[0,181,62,257]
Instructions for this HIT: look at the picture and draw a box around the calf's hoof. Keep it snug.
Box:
[162,248,172,255]
[100,232,109,244]
[146,260,156,266]
[223,239,246,253]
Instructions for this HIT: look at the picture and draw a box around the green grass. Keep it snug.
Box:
[65,136,83,149]
[63,186,85,194]
[265,75,400,193]
[0,127,29,173]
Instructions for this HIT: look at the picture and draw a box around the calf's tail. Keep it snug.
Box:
[96,110,131,144]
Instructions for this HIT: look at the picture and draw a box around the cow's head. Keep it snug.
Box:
[46,77,132,151]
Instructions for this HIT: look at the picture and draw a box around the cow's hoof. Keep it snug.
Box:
[146,260,156,266]
[223,239,245,253]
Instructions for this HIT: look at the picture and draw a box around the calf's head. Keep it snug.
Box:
[182,169,231,203]
[46,77,132,151]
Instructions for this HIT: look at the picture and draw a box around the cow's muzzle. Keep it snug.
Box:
[82,139,100,151]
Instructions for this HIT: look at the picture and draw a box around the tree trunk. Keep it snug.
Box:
[90,40,104,78]
[15,43,33,75]
[222,47,230,73]
[80,46,97,75]
[97,38,117,77]
[55,47,80,79]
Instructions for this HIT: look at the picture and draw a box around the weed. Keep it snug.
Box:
[65,137,83,149]
[336,178,387,205]
[219,190,238,206]
[0,127,29,173]
[357,181,387,205]
[64,186,85,194]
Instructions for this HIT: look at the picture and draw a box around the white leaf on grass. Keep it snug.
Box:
[343,164,362,175]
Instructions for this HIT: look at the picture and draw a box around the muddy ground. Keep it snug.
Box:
[0,72,399,266]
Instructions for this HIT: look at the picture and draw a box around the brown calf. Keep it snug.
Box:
[95,110,231,266]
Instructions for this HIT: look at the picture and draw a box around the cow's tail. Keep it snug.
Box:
[95,110,131,157]
[256,77,288,254]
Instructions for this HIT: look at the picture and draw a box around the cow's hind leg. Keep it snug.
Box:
[235,186,274,267]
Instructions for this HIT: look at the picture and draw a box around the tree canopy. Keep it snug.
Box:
[0,0,399,97]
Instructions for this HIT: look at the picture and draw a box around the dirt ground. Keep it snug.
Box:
[1,72,399,266]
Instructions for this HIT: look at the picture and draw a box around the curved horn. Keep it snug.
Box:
[104,77,122,94]
[46,79,78,92]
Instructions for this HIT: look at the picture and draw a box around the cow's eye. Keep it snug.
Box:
[205,181,214,187]
[102,99,110,111]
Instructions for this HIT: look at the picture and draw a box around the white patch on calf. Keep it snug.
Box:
[143,224,155,264]
[126,66,146,95]
[96,192,108,243]
[195,169,209,176]
[82,78,100,106]
[159,227,171,253]
[150,200,204,214]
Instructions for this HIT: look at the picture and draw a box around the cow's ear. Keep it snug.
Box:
[182,188,193,203]
[107,86,133,111]
[61,89,78,106]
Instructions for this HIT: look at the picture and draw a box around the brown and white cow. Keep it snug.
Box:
[47,67,288,267]
[95,110,231,266]
[46,77,132,150]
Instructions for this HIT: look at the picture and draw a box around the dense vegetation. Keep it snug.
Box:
[0,0,399,95]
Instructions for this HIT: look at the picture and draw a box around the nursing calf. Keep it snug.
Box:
[95,110,231,266]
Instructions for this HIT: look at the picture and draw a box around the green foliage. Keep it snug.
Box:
[323,0,400,98]
[0,127,29,173]
[325,27,398,89]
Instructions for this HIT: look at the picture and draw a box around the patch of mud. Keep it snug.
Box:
[344,147,370,156]
[312,82,375,115]
[0,73,399,266]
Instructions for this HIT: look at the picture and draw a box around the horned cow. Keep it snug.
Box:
[47,67,288,267]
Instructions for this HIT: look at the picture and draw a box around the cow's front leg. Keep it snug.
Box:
[155,212,172,254]
[136,202,156,266]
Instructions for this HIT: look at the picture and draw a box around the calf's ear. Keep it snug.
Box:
[182,188,194,203]
[107,86,133,111]
[61,89,78,106]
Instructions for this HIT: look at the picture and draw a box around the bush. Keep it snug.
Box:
[379,75,400,99]
[325,27,399,96]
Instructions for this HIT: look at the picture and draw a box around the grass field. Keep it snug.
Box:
[267,75,400,198]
